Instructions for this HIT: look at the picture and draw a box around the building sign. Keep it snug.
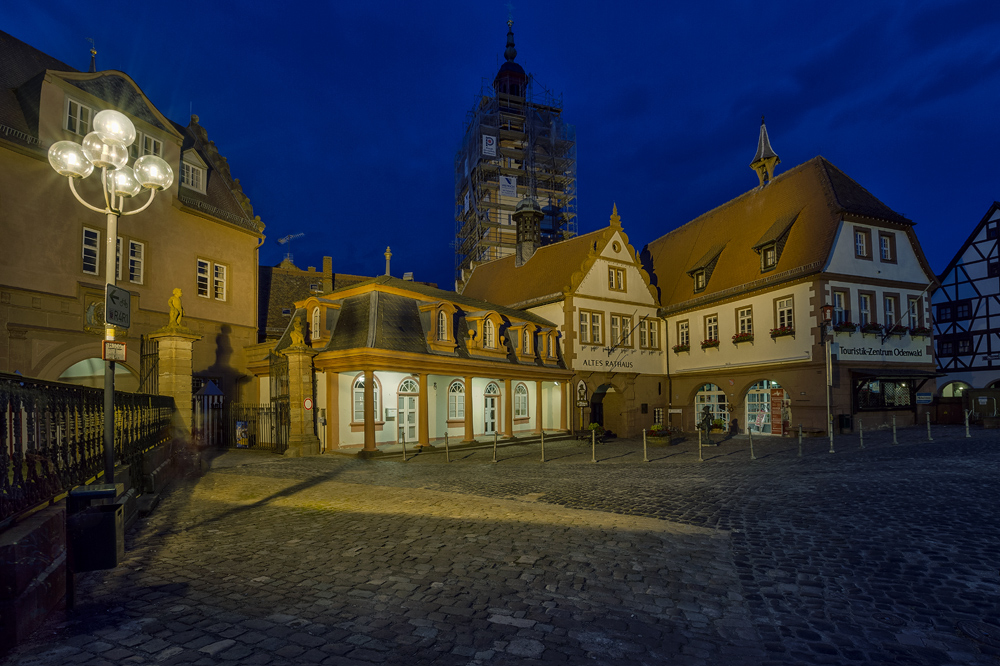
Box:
[916,392,932,404]
[499,175,517,198]
[836,338,928,363]
[770,388,784,436]
[575,345,664,375]
[482,135,497,157]
[576,380,588,407]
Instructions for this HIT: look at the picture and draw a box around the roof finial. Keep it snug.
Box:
[610,203,621,228]
[86,37,96,73]
[750,116,780,187]
[384,246,392,277]
[504,6,517,62]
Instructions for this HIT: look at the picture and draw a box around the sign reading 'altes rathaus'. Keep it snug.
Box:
[574,346,665,374]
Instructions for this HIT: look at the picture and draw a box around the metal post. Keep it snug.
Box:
[891,415,897,445]
[926,411,933,442]
[797,424,803,457]
[103,210,119,483]
[642,428,648,463]
[859,419,864,449]
[828,414,835,454]
[445,432,450,463]
[540,430,545,463]
[492,431,498,463]
[698,428,704,462]
[401,431,407,461]
[965,410,971,438]
[749,428,757,460]
[591,428,596,463]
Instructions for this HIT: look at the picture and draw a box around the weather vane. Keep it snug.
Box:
[506,1,515,25]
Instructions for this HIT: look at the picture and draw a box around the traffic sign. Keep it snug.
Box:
[102,340,126,362]
[105,284,130,328]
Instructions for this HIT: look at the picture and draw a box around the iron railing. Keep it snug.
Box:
[1,372,174,527]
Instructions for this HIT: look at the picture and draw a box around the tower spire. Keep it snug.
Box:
[504,18,517,62]
[86,37,96,73]
[750,116,780,186]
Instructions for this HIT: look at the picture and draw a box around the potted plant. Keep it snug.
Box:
[731,332,754,344]
[701,338,720,349]
[833,320,857,333]
[587,422,605,440]
[861,322,883,335]
[672,343,690,353]
[770,326,795,338]
[910,326,932,337]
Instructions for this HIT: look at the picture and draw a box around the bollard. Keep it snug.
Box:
[828,414,835,454]
[926,412,933,442]
[749,428,757,461]
[592,429,597,463]
[965,410,971,438]
[698,429,704,462]
[492,431,498,463]
[797,424,803,458]
[643,429,649,463]
[892,415,898,445]
[540,431,545,463]
[401,432,407,461]
[445,432,450,463]
[859,419,864,449]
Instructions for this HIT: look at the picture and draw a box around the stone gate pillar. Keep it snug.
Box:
[283,344,320,457]
[148,327,202,443]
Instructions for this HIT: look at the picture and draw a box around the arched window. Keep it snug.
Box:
[940,381,971,398]
[399,378,418,394]
[514,383,528,418]
[437,311,447,341]
[695,383,729,426]
[352,375,380,422]
[483,319,495,348]
[311,307,320,340]
[485,381,500,395]
[448,381,465,419]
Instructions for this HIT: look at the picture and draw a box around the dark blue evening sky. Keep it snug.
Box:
[4,2,999,289]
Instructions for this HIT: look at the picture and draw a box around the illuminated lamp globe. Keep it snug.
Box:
[133,155,174,190]
[82,132,128,169]
[47,141,94,178]
[112,166,142,198]
[93,109,136,147]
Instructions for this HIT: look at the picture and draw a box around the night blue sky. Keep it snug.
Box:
[4,2,999,289]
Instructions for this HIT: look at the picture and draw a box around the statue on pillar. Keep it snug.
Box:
[289,317,306,347]
[168,288,184,327]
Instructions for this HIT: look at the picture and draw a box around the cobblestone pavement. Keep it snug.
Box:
[6,426,1000,665]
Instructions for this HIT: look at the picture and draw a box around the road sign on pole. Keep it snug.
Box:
[105,284,130,329]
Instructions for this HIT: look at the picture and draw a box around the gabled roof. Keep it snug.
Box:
[646,156,923,311]
[461,226,624,307]
[937,201,1000,282]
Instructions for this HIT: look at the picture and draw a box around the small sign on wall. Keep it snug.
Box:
[102,340,126,362]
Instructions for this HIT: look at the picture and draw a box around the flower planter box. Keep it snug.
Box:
[770,328,795,339]
[672,345,690,354]
[701,340,720,349]
[731,334,754,345]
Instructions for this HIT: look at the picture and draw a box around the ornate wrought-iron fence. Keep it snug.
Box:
[222,402,289,453]
[0,372,174,527]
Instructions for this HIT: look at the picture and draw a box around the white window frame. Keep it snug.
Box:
[483,319,495,348]
[214,264,227,301]
[738,307,753,335]
[522,328,531,354]
[694,270,706,291]
[678,320,689,347]
[448,381,465,419]
[514,383,528,418]
[761,244,777,270]
[128,240,144,284]
[777,298,793,329]
[590,312,602,345]
[437,310,447,340]
[180,161,206,193]
[884,296,896,326]
[855,231,867,257]
[311,307,320,340]
[705,315,719,342]
[648,319,659,349]
[65,98,93,136]
[352,376,379,423]
[880,236,892,261]
[833,291,847,325]
[197,259,210,297]
[859,294,872,326]
[639,320,648,348]
[82,227,100,275]
[908,297,920,328]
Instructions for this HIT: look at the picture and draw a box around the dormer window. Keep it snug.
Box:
[311,307,321,340]
[180,149,208,194]
[693,270,706,292]
[65,98,93,136]
[761,244,777,271]
[437,311,447,341]
[483,319,496,348]
[522,328,531,354]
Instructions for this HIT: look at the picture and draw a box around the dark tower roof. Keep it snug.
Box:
[494,20,527,91]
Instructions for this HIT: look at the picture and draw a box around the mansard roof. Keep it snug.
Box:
[646,156,926,312]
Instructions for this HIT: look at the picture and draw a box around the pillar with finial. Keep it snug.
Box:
[750,116,780,186]
[384,246,391,276]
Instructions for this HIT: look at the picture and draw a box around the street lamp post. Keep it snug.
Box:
[48,110,173,483]
[821,303,835,452]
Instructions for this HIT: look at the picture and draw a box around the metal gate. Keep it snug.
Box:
[223,402,289,453]
[139,335,158,395]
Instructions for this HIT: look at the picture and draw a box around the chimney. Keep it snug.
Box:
[384,246,392,276]
[403,272,414,281]
[513,197,543,267]
[322,256,333,292]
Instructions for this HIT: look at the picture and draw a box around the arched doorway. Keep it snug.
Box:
[592,384,623,434]
[58,358,139,392]
[745,380,786,435]
[397,378,418,443]
[483,382,500,434]
[694,383,728,430]
[941,381,971,397]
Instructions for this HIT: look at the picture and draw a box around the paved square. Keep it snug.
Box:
[5,426,999,665]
